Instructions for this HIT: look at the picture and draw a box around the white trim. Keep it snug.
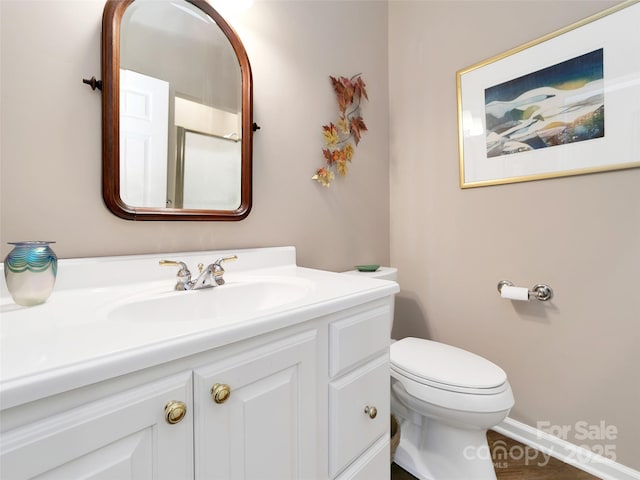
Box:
[494,417,640,480]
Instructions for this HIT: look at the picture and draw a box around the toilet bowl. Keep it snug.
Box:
[344,267,514,480]
[391,337,514,480]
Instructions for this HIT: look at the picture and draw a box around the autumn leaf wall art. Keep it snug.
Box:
[312,74,368,187]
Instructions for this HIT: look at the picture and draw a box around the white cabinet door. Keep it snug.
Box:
[0,372,193,480]
[193,330,317,480]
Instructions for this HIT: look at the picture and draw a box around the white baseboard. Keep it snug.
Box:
[493,417,640,480]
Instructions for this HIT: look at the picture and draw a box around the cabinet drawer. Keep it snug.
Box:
[329,305,391,377]
[334,435,389,480]
[329,354,390,477]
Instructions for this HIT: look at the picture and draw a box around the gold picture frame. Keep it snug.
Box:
[456,0,640,188]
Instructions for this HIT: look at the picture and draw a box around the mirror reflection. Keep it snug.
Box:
[102,0,253,220]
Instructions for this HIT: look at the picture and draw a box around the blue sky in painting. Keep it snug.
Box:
[485,49,604,104]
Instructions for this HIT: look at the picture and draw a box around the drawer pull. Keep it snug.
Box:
[164,401,187,424]
[364,405,377,419]
[211,383,231,404]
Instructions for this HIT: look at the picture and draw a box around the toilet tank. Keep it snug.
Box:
[343,267,398,333]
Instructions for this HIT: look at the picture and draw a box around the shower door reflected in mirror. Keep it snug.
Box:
[102,0,253,220]
[176,128,241,210]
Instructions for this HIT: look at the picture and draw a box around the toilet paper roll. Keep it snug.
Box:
[500,285,530,301]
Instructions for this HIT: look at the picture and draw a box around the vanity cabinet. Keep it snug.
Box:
[0,332,316,480]
[1,299,393,480]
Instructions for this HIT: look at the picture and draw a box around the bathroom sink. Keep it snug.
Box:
[107,276,314,324]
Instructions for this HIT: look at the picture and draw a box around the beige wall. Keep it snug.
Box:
[0,0,390,272]
[389,0,639,470]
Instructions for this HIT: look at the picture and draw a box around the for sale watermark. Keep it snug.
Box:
[462,420,619,469]
[537,420,618,462]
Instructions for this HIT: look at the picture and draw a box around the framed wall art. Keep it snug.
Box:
[456,0,640,188]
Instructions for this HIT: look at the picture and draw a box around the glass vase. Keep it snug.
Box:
[3,241,57,306]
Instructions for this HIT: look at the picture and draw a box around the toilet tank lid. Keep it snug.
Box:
[391,337,507,389]
[343,267,397,281]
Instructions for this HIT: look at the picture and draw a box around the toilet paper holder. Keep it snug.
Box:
[497,280,554,301]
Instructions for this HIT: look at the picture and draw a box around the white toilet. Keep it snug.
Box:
[348,267,514,480]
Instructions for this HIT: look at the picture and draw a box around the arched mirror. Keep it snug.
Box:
[101,0,253,220]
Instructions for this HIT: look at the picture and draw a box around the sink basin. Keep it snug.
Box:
[107,276,314,324]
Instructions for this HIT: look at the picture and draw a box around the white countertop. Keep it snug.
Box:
[0,247,398,409]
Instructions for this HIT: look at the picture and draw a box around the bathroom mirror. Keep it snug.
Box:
[102,0,253,220]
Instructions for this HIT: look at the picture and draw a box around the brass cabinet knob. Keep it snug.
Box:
[211,383,231,404]
[165,400,187,424]
[364,405,377,419]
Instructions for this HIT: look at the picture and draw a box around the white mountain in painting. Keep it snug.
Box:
[485,79,604,157]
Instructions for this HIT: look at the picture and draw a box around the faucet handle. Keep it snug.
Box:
[159,259,192,290]
[211,255,237,286]
[212,255,237,271]
[159,259,189,272]
[215,255,238,265]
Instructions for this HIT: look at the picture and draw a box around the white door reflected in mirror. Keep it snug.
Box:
[120,69,169,208]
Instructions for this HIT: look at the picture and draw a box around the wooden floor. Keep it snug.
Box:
[391,430,599,480]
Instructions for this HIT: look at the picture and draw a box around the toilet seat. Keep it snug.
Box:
[390,337,508,395]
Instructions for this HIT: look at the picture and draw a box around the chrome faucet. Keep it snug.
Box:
[159,255,237,291]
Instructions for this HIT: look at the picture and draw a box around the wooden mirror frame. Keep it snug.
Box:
[101,0,253,221]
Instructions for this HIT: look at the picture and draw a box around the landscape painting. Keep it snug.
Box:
[484,48,604,158]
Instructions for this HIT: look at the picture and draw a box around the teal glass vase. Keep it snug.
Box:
[4,241,57,306]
